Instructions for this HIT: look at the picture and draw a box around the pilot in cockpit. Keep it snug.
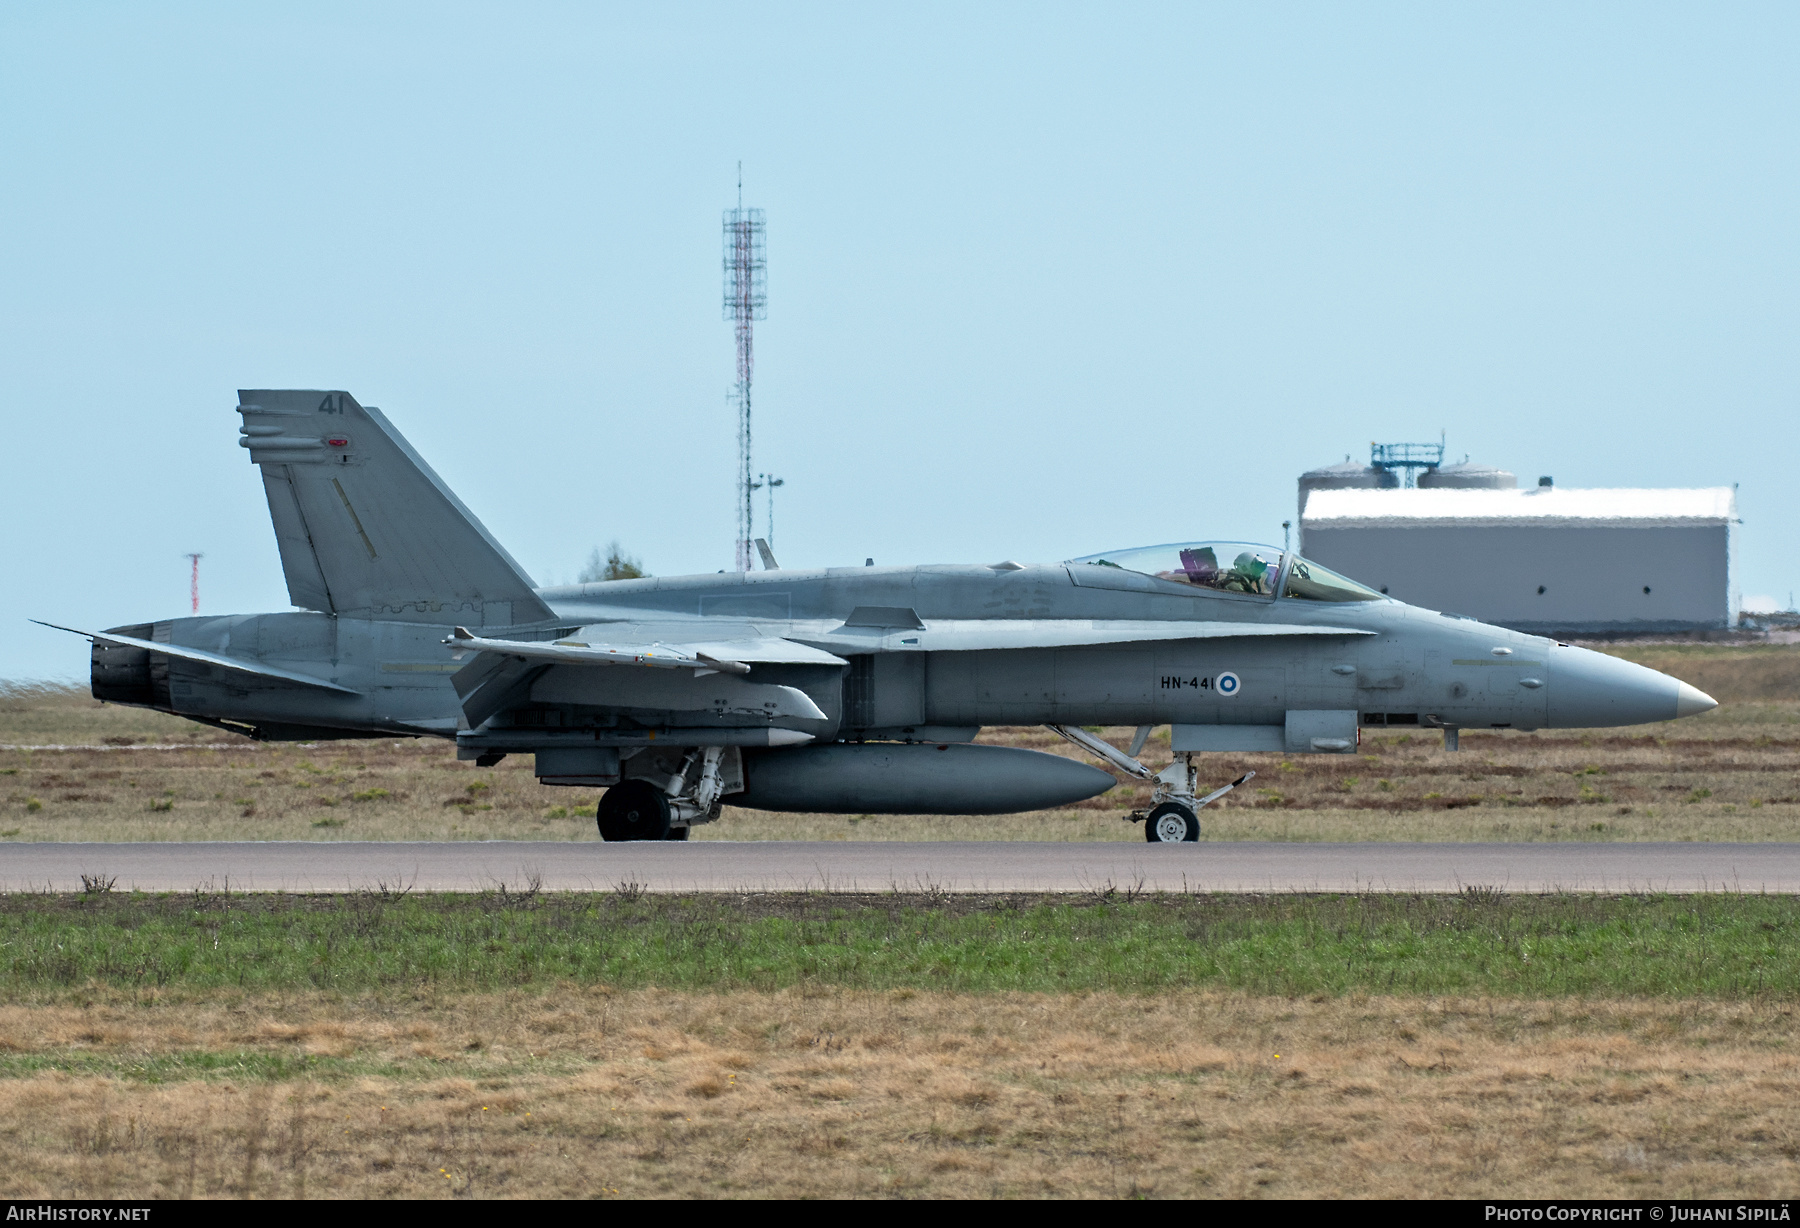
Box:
[1222,551,1271,593]
[1158,546,1272,594]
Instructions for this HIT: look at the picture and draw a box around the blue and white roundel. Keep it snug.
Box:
[1216,671,1241,696]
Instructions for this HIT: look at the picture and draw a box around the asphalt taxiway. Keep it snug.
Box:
[3,841,1797,894]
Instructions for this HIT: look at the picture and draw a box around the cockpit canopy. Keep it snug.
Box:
[1064,541,1386,603]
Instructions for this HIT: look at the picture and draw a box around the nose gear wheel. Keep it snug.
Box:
[1145,802,1200,843]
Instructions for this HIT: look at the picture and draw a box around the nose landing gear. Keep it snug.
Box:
[1137,759,1255,843]
[1145,802,1200,843]
[1045,725,1254,844]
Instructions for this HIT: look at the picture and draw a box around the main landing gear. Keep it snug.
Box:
[1046,725,1255,844]
[596,780,672,841]
[595,747,735,842]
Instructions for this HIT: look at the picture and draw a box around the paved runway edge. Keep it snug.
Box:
[4,842,1800,894]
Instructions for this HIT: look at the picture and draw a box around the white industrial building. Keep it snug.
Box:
[1299,483,1739,635]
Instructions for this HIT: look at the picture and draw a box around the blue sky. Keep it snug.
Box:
[3,3,1796,679]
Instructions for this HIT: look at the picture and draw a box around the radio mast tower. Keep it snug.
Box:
[722,168,767,571]
[185,553,203,613]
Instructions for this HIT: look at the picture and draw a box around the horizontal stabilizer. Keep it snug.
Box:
[33,621,359,695]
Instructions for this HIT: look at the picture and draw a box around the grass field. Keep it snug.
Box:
[9,890,1800,998]
[3,642,1797,843]
[1,891,1798,1199]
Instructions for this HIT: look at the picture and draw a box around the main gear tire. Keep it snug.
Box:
[1144,802,1200,843]
[596,781,672,842]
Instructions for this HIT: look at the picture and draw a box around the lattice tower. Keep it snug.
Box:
[722,182,767,571]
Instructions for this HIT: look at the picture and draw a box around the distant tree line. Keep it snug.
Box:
[579,541,646,583]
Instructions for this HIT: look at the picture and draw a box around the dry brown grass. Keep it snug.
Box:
[1601,643,1800,704]
[1,988,1796,1198]
[3,644,1797,844]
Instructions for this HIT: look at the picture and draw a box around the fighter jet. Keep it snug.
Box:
[47,391,1719,844]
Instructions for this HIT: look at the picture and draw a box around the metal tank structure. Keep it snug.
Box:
[1296,458,1396,519]
[1417,460,1517,490]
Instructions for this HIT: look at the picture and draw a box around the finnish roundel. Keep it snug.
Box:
[1216,671,1241,697]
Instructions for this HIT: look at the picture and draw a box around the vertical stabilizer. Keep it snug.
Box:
[238,390,554,626]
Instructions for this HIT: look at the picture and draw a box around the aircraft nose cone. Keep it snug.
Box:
[1675,681,1718,719]
[1548,645,1712,728]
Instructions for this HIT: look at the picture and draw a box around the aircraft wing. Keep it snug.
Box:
[33,621,360,695]
[444,627,848,673]
[443,627,841,728]
[805,619,1378,652]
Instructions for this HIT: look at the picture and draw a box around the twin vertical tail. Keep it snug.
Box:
[238,390,553,627]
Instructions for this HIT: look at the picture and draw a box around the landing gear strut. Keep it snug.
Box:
[1045,725,1254,845]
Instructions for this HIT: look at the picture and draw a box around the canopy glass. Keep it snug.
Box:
[1281,556,1386,603]
[1064,542,1385,603]
[1065,542,1284,595]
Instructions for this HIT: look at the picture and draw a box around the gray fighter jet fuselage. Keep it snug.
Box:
[57,390,1718,844]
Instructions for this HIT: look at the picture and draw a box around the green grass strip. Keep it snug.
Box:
[2,891,1798,998]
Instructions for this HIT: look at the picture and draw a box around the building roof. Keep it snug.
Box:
[1301,486,1737,529]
